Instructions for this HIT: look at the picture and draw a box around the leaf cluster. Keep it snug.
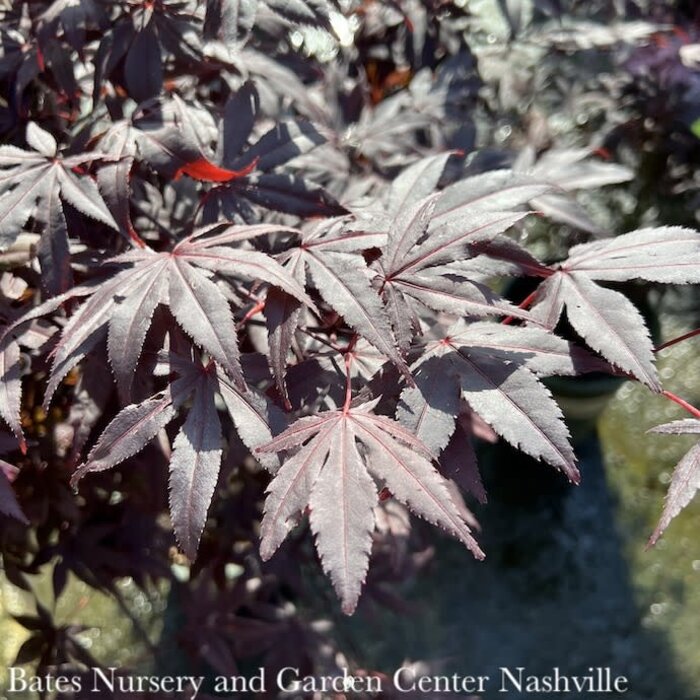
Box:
[1,0,700,632]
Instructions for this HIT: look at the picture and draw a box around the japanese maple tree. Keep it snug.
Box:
[1,0,700,671]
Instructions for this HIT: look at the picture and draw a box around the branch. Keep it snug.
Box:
[662,390,700,420]
[655,328,700,353]
[501,288,538,325]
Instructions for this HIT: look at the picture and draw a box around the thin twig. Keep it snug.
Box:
[655,328,700,352]
[662,390,700,420]
[502,288,539,325]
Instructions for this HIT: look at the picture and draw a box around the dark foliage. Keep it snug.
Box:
[2,0,700,687]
